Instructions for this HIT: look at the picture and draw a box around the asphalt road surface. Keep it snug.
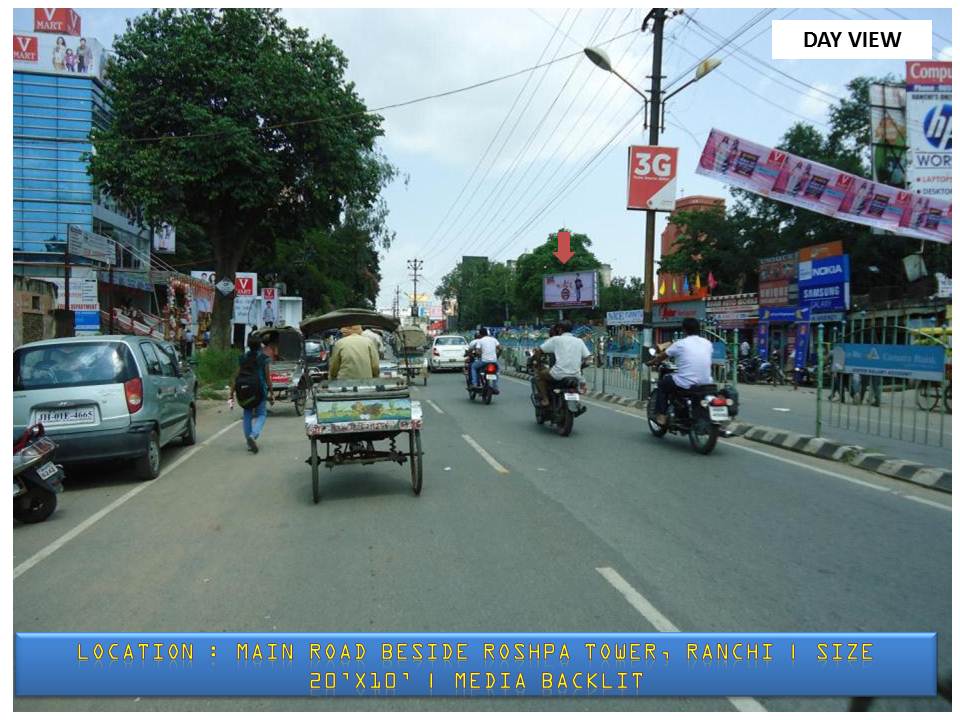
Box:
[13,371,952,711]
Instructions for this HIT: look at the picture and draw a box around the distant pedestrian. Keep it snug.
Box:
[740,339,750,358]
[182,328,194,358]
[229,336,273,453]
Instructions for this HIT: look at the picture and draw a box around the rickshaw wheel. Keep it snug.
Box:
[310,438,321,504]
[409,430,423,495]
[293,395,304,416]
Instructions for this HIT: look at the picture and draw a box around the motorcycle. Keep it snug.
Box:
[528,352,587,436]
[465,350,499,405]
[757,353,786,385]
[646,352,737,455]
[13,423,64,523]
[737,356,759,384]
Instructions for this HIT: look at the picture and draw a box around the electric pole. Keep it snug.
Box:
[639,8,667,402]
[392,285,400,319]
[407,258,423,322]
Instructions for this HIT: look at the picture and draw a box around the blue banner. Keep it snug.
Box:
[798,255,850,288]
[606,309,644,326]
[836,344,946,381]
[757,323,769,360]
[793,323,811,369]
[759,306,811,323]
[799,282,848,312]
[73,310,100,331]
[711,341,727,362]
[15,632,937,697]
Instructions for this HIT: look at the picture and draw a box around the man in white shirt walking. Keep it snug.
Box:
[651,317,713,426]
[468,327,501,393]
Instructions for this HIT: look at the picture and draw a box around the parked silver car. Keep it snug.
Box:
[13,335,197,480]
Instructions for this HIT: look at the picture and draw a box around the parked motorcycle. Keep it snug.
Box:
[647,353,737,455]
[13,423,64,523]
[528,352,587,436]
[738,356,759,384]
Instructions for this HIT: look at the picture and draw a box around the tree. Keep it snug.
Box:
[436,258,515,329]
[512,231,603,321]
[600,276,645,311]
[89,9,394,347]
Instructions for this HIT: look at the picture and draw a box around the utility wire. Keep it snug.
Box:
[415,9,571,258]
[443,9,623,263]
[96,23,648,146]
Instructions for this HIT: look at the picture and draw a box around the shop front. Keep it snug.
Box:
[651,299,706,344]
[705,293,759,345]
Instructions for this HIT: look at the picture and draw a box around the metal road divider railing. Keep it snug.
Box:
[815,319,950,448]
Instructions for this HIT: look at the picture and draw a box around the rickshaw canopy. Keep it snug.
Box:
[249,325,304,361]
[300,308,400,337]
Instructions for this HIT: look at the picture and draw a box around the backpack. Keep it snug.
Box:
[234,353,264,409]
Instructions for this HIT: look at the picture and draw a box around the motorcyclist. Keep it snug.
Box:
[468,327,501,393]
[650,317,713,426]
[533,320,591,406]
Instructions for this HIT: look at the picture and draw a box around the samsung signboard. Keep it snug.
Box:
[798,254,850,314]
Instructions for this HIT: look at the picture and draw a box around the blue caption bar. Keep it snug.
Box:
[15,632,936,697]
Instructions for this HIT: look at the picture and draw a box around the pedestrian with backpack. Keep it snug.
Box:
[229,336,273,453]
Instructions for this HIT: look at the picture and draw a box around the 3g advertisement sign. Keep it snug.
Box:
[627,145,678,211]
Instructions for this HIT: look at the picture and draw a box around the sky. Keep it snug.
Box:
[12,6,953,312]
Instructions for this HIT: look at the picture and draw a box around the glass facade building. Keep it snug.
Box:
[13,69,151,277]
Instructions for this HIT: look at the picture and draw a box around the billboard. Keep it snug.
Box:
[869,83,907,188]
[191,271,257,323]
[835,343,945,381]
[696,128,951,244]
[543,271,597,310]
[905,61,951,201]
[33,8,82,36]
[605,309,644,326]
[627,145,678,211]
[32,267,98,311]
[13,32,105,79]
[758,252,797,307]
[67,224,113,265]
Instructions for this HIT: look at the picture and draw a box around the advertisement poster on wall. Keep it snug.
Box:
[191,271,257,323]
[696,128,951,244]
[869,83,907,188]
[13,31,105,80]
[905,61,952,201]
[542,271,597,309]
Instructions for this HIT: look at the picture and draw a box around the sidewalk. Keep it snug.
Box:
[718,383,951,471]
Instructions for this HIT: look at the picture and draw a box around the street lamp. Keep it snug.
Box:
[584,20,720,400]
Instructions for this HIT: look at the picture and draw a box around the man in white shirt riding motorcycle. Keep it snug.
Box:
[650,317,713,426]
[533,320,592,406]
[468,327,501,393]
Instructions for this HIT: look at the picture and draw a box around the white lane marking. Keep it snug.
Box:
[772,407,791,412]
[14,421,241,580]
[461,434,509,475]
[596,567,766,713]
[425,399,445,415]
[904,494,952,512]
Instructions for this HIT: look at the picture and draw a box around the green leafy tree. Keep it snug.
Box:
[436,258,516,329]
[600,276,645,311]
[89,9,394,347]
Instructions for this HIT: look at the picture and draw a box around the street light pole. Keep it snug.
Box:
[639,8,667,401]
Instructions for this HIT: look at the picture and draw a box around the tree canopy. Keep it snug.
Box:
[89,8,395,344]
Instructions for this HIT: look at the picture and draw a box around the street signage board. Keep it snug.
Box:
[215,280,234,295]
[799,282,849,313]
[543,271,597,309]
[627,145,678,211]
[34,8,82,35]
[758,306,811,323]
[67,225,113,265]
[905,61,952,201]
[605,309,644,326]
[835,343,945,381]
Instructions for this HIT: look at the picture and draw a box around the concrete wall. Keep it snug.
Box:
[14,276,58,348]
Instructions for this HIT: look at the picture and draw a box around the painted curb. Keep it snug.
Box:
[501,367,951,494]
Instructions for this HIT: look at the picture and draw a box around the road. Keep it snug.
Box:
[13,371,952,711]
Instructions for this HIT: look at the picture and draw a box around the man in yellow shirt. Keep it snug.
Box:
[329,325,380,380]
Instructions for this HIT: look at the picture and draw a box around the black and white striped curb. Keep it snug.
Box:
[501,366,951,494]
[724,422,951,493]
[502,367,645,409]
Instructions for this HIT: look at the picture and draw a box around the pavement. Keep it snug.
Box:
[13,378,952,712]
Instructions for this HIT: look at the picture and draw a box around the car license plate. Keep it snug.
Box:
[35,407,97,427]
[709,406,729,421]
[564,393,580,401]
[486,374,498,381]
[37,462,59,480]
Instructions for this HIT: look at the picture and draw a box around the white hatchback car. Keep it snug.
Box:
[429,335,469,372]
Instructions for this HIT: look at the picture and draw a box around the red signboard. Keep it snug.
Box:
[34,8,82,36]
[13,35,38,62]
[235,276,255,296]
[906,60,952,88]
[627,145,678,211]
[262,287,277,302]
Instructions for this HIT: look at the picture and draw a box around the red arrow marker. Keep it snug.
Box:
[553,230,575,264]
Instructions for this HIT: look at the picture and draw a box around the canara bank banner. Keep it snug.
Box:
[697,129,951,244]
